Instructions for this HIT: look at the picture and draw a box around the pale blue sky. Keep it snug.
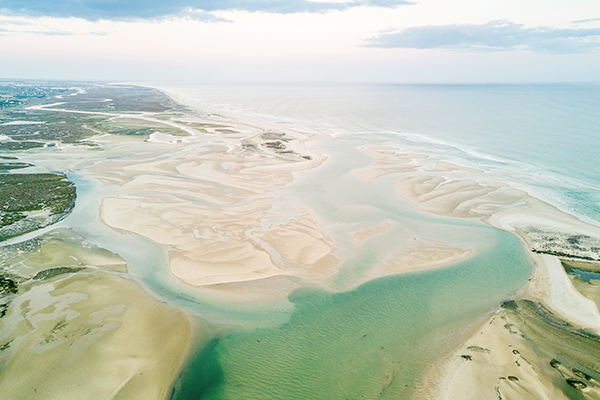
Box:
[1,0,600,82]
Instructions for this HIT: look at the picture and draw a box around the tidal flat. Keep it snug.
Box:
[1,81,600,399]
[0,82,192,399]
[0,229,190,399]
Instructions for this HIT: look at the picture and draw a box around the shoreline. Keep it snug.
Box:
[356,143,600,396]
[0,228,191,399]
[7,82,598,398]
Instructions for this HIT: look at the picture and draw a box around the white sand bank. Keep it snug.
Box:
[96,112,337,287]
[362,238,471,281]
[381,239,471,275]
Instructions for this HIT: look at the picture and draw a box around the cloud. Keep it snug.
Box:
[0,0,413,21]
[364,21,600,53]
[572,17,600,24]
[0,19,92,36]
[0,28,74,36]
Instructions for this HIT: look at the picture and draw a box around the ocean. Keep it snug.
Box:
[160,83,600,225]
[140,82,600,399]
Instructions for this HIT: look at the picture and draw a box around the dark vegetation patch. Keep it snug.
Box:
[0,141,46,151]
[260,131,290,142]
[0,112,103,144]
[0,162,33,170]
[33,266,87,281]
[263,140,286,150]
[51,85,179,113]
[0,274,18,295]
[0,173,76,240]
[0,272,22,318]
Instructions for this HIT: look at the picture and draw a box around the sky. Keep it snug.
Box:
[1,0,600,83]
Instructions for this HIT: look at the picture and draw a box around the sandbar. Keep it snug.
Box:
[96,111,337,287]
[352,145,427,180]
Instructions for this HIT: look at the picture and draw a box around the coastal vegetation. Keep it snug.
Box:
[0,173,76,240]
[0,162,33,170]
[0,82,181,151]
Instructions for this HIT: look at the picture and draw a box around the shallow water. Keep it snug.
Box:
[36,109,532,400]
[158,82,600,225]
[172,230,530,399]
[7,82,561,398]
[159,84,541,399]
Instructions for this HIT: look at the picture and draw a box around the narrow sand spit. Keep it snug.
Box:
[380,238,471,275]
[430,160,484,173]
[353,223,392,244]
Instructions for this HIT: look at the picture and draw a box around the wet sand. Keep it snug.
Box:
[13,88,600,399]
[0,229,190,400]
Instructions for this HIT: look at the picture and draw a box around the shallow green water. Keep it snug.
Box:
[166,125,534,400]
[173,227,531,400]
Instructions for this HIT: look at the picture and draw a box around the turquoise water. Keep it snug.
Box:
[156,83,571,399]
[4,83,591,398]
[172,230,530,400]
[47,102,532,399]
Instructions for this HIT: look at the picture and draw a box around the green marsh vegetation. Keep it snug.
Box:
[0,82,182,147]
[0,82,187,240]
[0,173,76,240]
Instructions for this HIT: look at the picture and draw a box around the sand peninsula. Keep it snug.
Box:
[353,145,600,398]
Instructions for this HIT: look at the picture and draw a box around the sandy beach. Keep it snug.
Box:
[352,143,600,398]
